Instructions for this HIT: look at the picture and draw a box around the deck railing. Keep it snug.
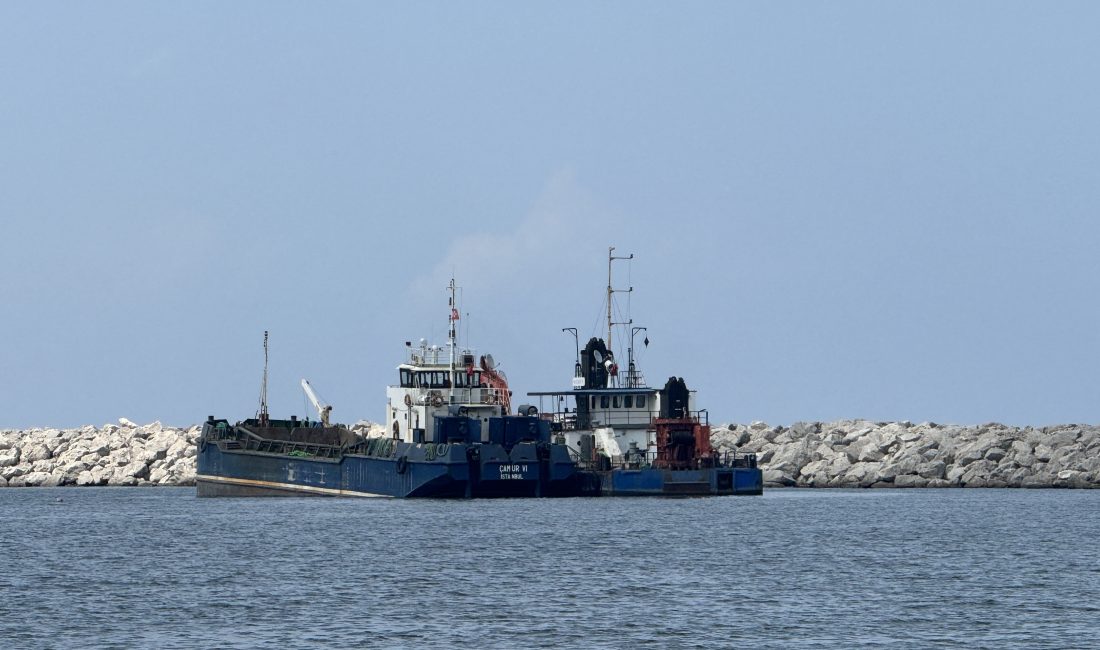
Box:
[405,386,510,409]
[203,422,350,459]
[542,408,712,431]
[567,446,758,472]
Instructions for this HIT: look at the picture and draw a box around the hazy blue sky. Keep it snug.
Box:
[2,2,1098,429]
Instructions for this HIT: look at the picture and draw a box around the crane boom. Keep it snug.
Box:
[300,378,332,427]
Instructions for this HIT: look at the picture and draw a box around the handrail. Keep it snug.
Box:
[539,407,716,432]
[593,448,757,471]
[205,423,349,459]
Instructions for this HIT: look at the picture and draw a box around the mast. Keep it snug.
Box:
[259,330,269,425]
[607,247,634,354]
[607,247,613,349]
[448,277,458,383]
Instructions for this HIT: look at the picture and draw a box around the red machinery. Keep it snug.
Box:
[653,417,714,470]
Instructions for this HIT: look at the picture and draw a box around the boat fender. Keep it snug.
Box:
[396,455,409,474]
[437,443,448,458]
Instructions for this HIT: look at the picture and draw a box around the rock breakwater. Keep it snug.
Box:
[2,418,1097,488]
[0,419,200,487]
[712,420,1100,488]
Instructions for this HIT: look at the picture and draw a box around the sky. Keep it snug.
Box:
[2,2,1098,429]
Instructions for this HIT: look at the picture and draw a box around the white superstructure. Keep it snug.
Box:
[383,279,511,443]
[527,247,702,467]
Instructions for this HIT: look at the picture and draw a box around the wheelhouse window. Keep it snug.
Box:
[600,395,610,409]
[417,371,449,388]
[624,395,633,408]
[400,369,415,388]
[612,395,621,408]
[637,394,647,408]
[455,370,482,388]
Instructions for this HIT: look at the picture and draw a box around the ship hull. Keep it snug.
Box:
[599,467,764,496]
[196,421,584,499]
[196,421,762,498]
[196,474,385,497]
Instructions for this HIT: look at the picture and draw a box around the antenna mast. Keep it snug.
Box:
[607,246,634,352]
[448,277,458,378]
[259,330,269,425]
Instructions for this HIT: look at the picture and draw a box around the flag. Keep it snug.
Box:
[451,308,460,321]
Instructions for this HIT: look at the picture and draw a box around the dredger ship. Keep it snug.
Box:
[196,251,762,498]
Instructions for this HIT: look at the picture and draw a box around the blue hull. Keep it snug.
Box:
[198,444,464,497]
[602,467,763,496]
[196,422,584,498]
[195,421,762,498]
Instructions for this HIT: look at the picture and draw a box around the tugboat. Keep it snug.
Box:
[196,280,589,498]
[526,247,763,496]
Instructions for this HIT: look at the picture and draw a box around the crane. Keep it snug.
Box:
[300,379,333,427]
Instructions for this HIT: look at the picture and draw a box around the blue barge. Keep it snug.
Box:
[197,415,590,498]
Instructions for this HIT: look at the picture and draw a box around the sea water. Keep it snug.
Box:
[1,488,1097,649]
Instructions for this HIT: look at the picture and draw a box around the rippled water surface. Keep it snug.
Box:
[1,488,1098,648]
